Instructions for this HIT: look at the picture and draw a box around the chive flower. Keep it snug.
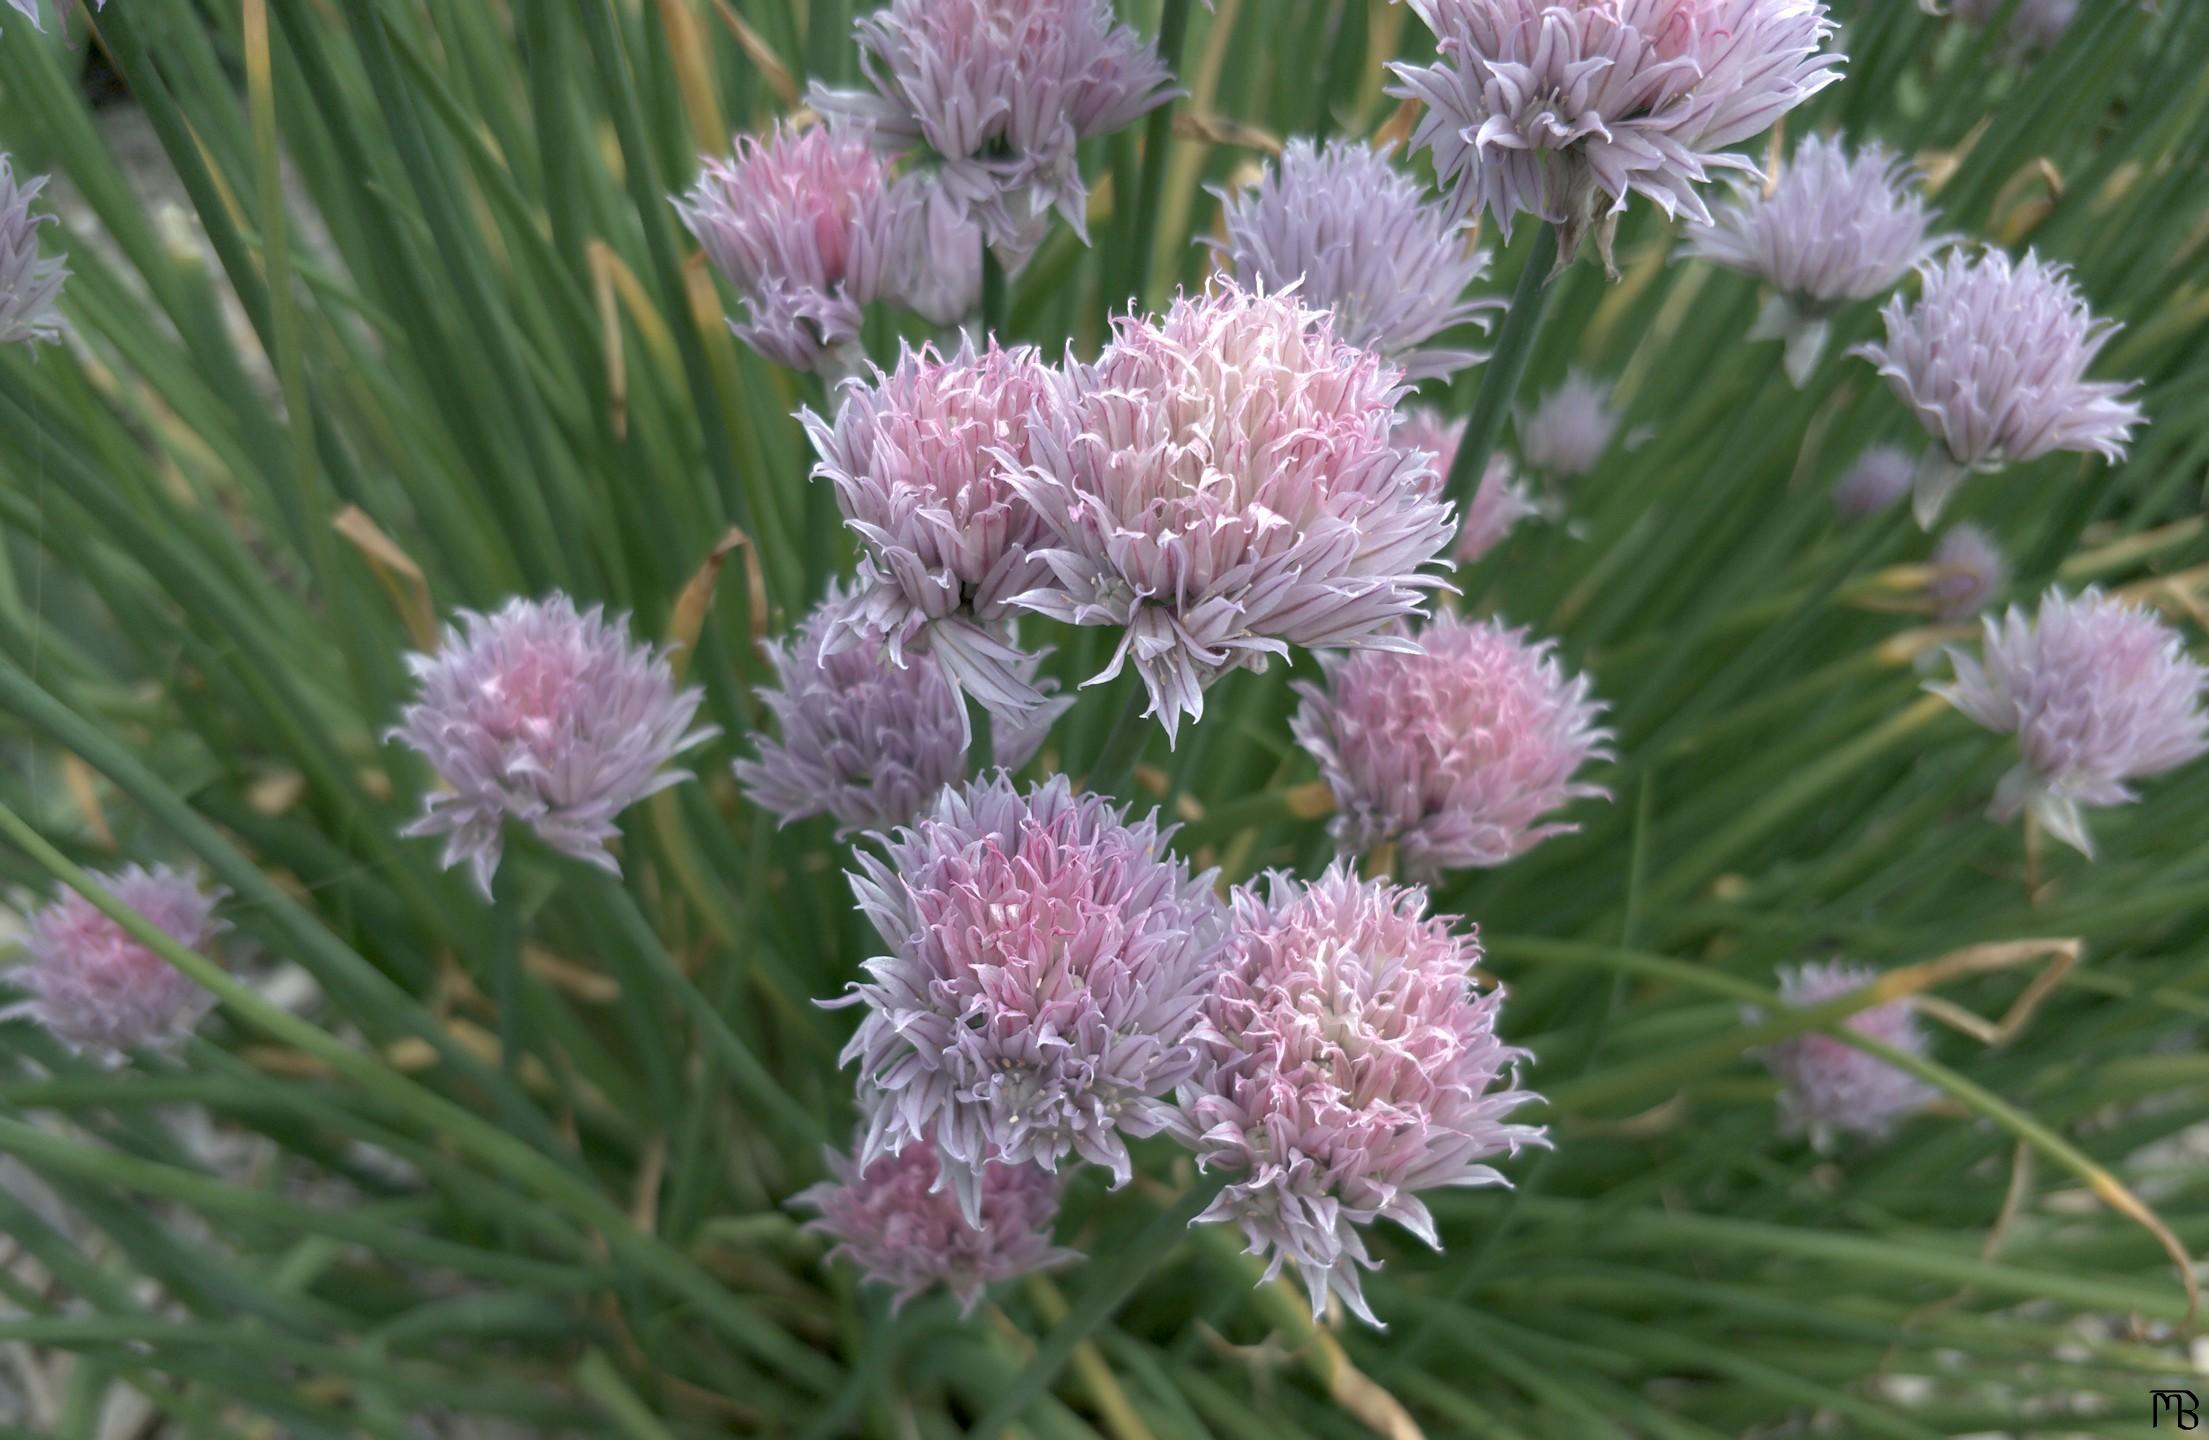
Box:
[1518,370,1624,480]
[1926,523,2006,624]
[1831,444,1916,521]
[1397,408,1538,564]
[5,866,223,1059]
[1761,961,1936,1148]
[0,155,66,348]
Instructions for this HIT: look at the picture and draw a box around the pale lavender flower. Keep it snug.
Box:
[1177,863,1544,1326]
[1011,283,1456,745]
[792,1132,1079,1314]
[733,582,1067,833]
[835,774,1228,1223]
[1211,138,1502,382]
[1391,0,1845,269]
[804,338,1063,729]
[1517,369,1622,479]
[1948,0,2077,52]
[811,0,1177,261]
[1293,613,1610,877]
[4,866,223,1059]
[1398,408,1539,563]
[1926,523,2006,624]
[1830,444,1916,521]
[1686,133,1951,385]
[390,595,716,898]
[1761,961,1936,1147]
[891,174,985,326]
[1854,249,2145,526]
[675,122,910,372]
[1933,588,2208,857]
[1,156,66,348]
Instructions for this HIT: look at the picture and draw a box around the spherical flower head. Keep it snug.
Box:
[1011,282,1456,745]
[1391,0,1844,269]
[390,595,717,898]
[1,155,67,348]
[733,582,1068,833]
[792,1132,1080,1315]
[1853,249,2145,526]
[835,773,1228,1223]
[1925,523,2006,624]
[8,866,224,1059]
[805,338,1064,728]
[1830,444,1916,521]
[1211,138,1503,382]
[1933,588,2208,858]
[1397,408,1539,564]
[1293,613,1610,877]
[1687,134,1952,386]
[811,0,1177,258]
[1761,961,1936,1147]
[675,122,909,372]
[1516,369,1622,479]
[1177,864,1545,1326]
[1949,0,2076,52]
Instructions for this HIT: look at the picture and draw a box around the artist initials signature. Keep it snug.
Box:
[2154,1390,2200,1429]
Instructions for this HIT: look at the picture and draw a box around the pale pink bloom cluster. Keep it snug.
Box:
[1293,613,1610,877]
[1391,0,1844,267]
[793,1132,1079,1314]
[1396,408,1539,564]
[1761,962,1936,1148]
[1925,523,2006,624]
[834,775,1228,1223]
[1934,588,2208,857]
[1854,249,2145,526]
[1517,369,1624,480]
[0,155,66,348]
[5,866,223,1059]
[733,584,1066,833]
[805,339,1064,729]
[1830,444,1917,521]
[390,595,715,897]
[812,0,1177,260]
[1177,864,1545,1325]
[1011,283,1456,744]
[1212,138,1502,381]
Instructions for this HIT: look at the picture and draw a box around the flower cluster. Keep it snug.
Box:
[1934,588,2208,857]
[1830,444,1917,521]
[1212,138,1501,381]
[1,155,66,348]
[1760,962,1936,1148]
[1397,408,1539,564]
[1925,523,2006,624]
[1517,370,1624,480]
[389,595,715,897]
[5,866,224,1059]
[1177,865,1545,1325]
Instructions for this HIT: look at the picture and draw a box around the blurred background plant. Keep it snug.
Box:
[1,0,2207,1435]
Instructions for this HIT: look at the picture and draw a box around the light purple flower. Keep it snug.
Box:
[733,582,1067,833]
[891,174,986,327]
[4,866,223,1059]
[1211,138,1502,382]
[1853,249,2145,526]
[1011,283,1456,745]
[1177,864,1544,1326]
[1933,588,2208,857]
[1,156,66,348]
[792,1132,1079,1314]
[834,774,1228,1223]
[811,0,1177,260]
[1517,369,1623,479]
[805,338,1064,729]
[1293,613,1610,877]
[1390,0,1844,269]
[1686,133,1951,385]
[675,122,910,373]
[1830,444,1916,521]
[1948,0,2077,52]
[1926,523,2006,624]
[390,595,716,898]
[1761,961,1936,1148]
[1397,408,1540,564]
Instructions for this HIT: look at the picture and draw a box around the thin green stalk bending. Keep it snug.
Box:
[1444,223,1561,515]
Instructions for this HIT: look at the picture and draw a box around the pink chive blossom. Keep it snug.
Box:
[835,774,1228,1224]
[1293,613,1610,877]
[792,1132,1079,1314]
[1933,588,2208,858]
[1,156,66,348]
[1517,369,1624,480]
[1390,0,1845,271]
[1177,864,1545,1326]
[1946,0,2077,52]
[1686,134,1952,386]
[892,175,986,327]
[811,0,1178,262]
[1760,962,1936,1148]
[390,595,716,898]
[1011,283,1456,745]
[675,122,911,373]
[733,583,1068,833]
[1397,408,1540,564]
[1830,444,1916,521]
[805,338,1064,730]
[1853,249,2145,527]
[4,866,223,1059]
[1211,138,1503,382]
[1925,523,2006,624]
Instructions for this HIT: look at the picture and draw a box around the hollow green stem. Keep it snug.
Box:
[1444,223,1561,514]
